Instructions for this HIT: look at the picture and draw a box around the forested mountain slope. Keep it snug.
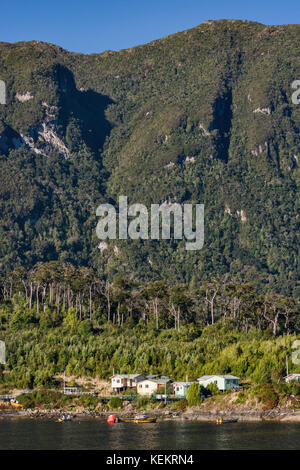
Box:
[0,20,299,298]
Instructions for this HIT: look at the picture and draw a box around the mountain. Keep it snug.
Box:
[0,20,299,298]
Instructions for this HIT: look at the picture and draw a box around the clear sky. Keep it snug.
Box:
[1,0,299,54]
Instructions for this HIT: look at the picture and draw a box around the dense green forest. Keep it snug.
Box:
[0,262,299,389]
[0,21,300,391]
[0,20,299,297]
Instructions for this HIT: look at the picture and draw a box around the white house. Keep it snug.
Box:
[197,375,240,392]
[172,382,193,398]
[285,374,300,383]
[111,374,144,392]
[137,378,170,396]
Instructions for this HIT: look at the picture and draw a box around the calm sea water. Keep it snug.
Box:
[1,419,300,450]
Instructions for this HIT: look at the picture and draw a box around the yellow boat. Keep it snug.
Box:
[10,399,23,408]
[133,415,157,423]
[216,418,238,424]
[56,416,72,422]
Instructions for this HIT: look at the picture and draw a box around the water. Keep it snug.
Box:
[0,419,300,450]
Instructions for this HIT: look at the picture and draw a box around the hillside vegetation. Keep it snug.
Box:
[0,20,299,298]
[0,21,300,393]
[0,263,299,389]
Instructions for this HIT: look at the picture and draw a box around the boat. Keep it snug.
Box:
[118,417,135,423]
[133,415,157,423]
[10,399,23,408]
[134,417,156,423]
[216,418,239,424]
[108,414,157,424]
[56,416,72,422]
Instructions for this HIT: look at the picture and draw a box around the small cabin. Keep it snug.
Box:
[137,378,170,396]
[63,385,82,395]
[285,374,300,383]
[111,374,144,392]
[197,375,240,392]
[172,382,193,398]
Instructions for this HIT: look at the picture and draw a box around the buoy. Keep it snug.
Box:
[107,415,116,424]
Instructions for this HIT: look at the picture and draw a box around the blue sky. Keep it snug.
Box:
[1,0,299,53]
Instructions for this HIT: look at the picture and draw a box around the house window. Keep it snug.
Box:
[176,387,180,391]
[145,385,149,388]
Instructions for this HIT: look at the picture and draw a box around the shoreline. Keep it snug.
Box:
[1,407,300,423]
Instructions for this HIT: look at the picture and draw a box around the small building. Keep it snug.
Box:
[197,375,240,392]
[63,385,82,395]
[172,382,193,398]
[137,378,170,396]
[111,374,144,392]
[285,374,300,383]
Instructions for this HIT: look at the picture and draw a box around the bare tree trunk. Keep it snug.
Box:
[43,286,46,313]
[154,298,159,329]
[36,284,40,314]
[89,285,92,321]
[29,282,33,310]
[117,303,120,326]
[22,280,28,303]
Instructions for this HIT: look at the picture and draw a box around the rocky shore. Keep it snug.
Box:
[1,406,300,422]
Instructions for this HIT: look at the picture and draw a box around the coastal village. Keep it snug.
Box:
[110,373,241,398]
[2,370,300,425]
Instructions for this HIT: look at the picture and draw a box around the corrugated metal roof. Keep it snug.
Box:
[198,374,239,380]
[141,378,170,384]
[173,382,193,386]
[112,374,142,378]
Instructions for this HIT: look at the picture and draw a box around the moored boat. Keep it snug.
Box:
[10,399,23,408]
[216,418,239,424]
[108,414,157,423]
[56,416,72,422]
[133,415,157,423]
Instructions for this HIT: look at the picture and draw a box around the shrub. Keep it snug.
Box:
[136,396,150,409]
[78,320,93,336]
[157,401,165,409]
[17,390,70,409]
[174,398,188,410]
[234,391,247,404]
[206,383,219,395]
[77,394,99,410]
[253,384,279,409]
[186,383,203,406]
[108,396,122,409]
